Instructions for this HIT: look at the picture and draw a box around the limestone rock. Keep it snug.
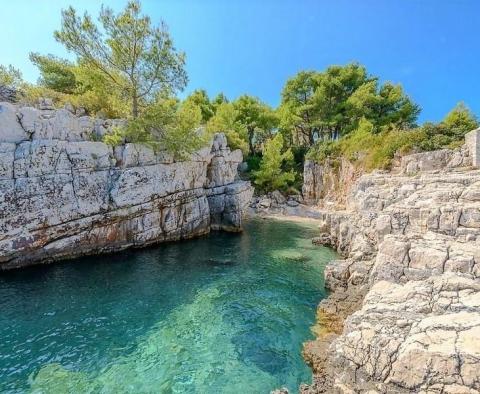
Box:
[0,102,28,142]
[0,106,253,269]
[302,132,480,393]
[0,85,19,103]
[271,190,287,205]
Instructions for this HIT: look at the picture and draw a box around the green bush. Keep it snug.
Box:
[253,134,295,192]
[306,103,479,171]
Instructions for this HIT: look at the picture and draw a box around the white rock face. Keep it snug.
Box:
[0,105,253,269]
[0,102,29,142]
[302,136,480,393]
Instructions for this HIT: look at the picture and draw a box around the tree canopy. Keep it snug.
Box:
[233,95,278,155]
[279,64,420,146]
[0,64,23,88]
[54,0,187,117]
[253,133,295,191]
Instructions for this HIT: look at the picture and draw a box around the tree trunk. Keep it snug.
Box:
[308,129,315,145]
[132,95,139,118]
[248,127,255,156]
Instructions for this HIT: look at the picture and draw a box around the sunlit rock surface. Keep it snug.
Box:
[0,102,253,269]
[302,132,480,393]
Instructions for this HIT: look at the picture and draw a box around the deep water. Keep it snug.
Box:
[0,218,337,393]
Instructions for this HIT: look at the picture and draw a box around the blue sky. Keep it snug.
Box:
[1,0,479,122]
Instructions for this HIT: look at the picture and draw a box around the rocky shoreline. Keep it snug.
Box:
[299,129,480,393]
[0,102,253,269]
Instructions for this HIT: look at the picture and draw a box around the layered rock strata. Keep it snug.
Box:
[0,102,253,269]
[302,132,480,393]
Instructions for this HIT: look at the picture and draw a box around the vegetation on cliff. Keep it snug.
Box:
[306,102,479,170]
[0,0,478,190]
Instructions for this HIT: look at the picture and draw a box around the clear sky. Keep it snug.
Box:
[1,0,479,122]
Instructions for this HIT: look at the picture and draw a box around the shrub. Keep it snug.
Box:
[253,134,295,192]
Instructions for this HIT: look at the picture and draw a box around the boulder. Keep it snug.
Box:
[271,190,286,205]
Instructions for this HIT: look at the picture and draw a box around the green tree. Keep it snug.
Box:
[279,71,319,145]
[207,102,249,154]
[279,63,420,146]
[72,62,130,117]
[0,64,23,87]
[54,0,187,117]
[442,102,478,136]
[347,81,420,132]
[232,95,278,155]
[29,53,77,93]
[253,133,295,191]
[105,97,205,159]
[212,92,229,110]
[183,89,214,123]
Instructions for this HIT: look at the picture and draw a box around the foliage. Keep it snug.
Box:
[253,134,295,191]
[442,102,478,136]
[278,63,419,146]
[306,102,478,171]
[211,92,229,110]
[54,0,187,117]
[71,63,130,118]
[159,100,205,158]
[232,95,278,155]
[0,64,23,87]
[103,126,125,146]
[206,102,249,154]
[29,53,77,93]
[183,89,215,123]
[245,154,262,173]
[104,97,206,159]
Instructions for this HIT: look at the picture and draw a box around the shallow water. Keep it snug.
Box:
[0,218,337,393]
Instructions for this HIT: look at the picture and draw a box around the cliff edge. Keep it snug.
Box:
[0,102,253,269]
[301,129,480,393]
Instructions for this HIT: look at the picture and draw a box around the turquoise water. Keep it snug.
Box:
[0,218,337,393]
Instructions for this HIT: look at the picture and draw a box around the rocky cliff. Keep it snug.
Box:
[0,102,253,269]
[302,145,472,209]
[301,129,480,393]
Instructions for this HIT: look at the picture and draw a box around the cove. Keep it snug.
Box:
[0,218,337,393]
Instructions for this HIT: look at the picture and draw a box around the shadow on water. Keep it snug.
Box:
[0,217,337,393]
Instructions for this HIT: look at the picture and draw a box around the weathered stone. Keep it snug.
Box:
[271,190,287,205]
[0,102,28,142]
[301,133,480,393]
[0,85,18,103]
[0,104,253,269]
[286,199,299,207]
[466,128,480,168]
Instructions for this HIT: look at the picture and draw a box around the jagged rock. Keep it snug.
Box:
[271,190,287,205]
[0,102,29,142]
[466,128,480,167]
[401,148,471,174]
[270,388,289,394]
[258,196,272,208]
[301,131,480,393]
[37,97,54,110]
[0,103,253,269]
[329,274,480,393]
[237,161,248,173]
[75,107,87,117]
[0,85,18,103]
